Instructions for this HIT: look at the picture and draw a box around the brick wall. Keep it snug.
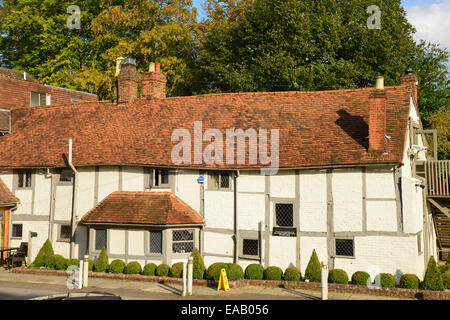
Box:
[0,75,97,110]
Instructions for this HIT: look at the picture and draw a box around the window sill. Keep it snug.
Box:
[238,255,260,261]
[334,255,355,259]
[11,237,22,240]
[56,239,70,243]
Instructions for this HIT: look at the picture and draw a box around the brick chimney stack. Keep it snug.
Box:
[369,76,387,152]
[400,69,418,104]
[115,58,138,104]
[141,62,167,99]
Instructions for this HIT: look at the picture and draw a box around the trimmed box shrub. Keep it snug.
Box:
[143,263,157,276]
[170,262,184,278]
[94,247,109,273]
[442,269,450,290]
[328,269,348,284]
[351,271,371,285]
[304,249,321,282]
[284,267,301,281]
[422,256,445,291]
[124,261,142,274]
[156,263,170,276]
[399,274,420,289]
[191,248,206,279]
[33,239,54,267]
[109,259,126,274]
[245,264,264,280]
[48,254,68,270]
[225,263,244,281]
[264,266,283,281]
[206,263,227,281]
[379,273,396,288]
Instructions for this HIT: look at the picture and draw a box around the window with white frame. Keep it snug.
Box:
[275,203,294,227]
[172,229,194,253]
[335,238,354,257]
[149,230,162,254]
[30,92,50,106]
[95,229,107,251]
[12,224,23,238]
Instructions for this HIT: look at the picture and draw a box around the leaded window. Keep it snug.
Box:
[95,229,107,251]
[172,229,194,253]
[150,230,162,254]
[335,239,354,257]
[275,203,294,227]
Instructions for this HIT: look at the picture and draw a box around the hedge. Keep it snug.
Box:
[124,261,142,274]
[422,256,445,291]
[109,259,126,274]
[156,263,170,276]
[48,254,68,270]
[284,267,301,281]
[399,274,420,289]
[94,247,109,273]
[143,263,157,276]
[351,271,371,285]
[442,269,450,290]
[170,262,184,278]
[379,273,396,288]
[328,269,348,284]
[304,249,321,282]
[206,263,227,281]
[67,259,79,267]
[245,264,264,280]
[264,266,283,281]
[226,263,244,281]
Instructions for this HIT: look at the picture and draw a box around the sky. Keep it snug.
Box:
[193,0,450,53]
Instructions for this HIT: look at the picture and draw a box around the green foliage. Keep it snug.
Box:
[48,254,68,270]
[225,263,244,281]
[109,259,126,274]
[170,262,184,278]
[244,264,264,280]
[447,253,450,265]
[191,248,206,279]
[422,256,445,291]
[399,274,420,289]
[88,259,94,271]
[304,249,321,282]
[442,270,450,290]
[124,261,142,274]
[283,267,301,281]
[143,263,157,276]
[67,259,79,267]
[156,263,170,276]
[379,273,396,288]
[33,239,54,267]
[438,264,449,274]
[351,271,371,285]
[263,266,283,281]
[206,263,227,281]
[328,269,348,284]
[94,247,109,273]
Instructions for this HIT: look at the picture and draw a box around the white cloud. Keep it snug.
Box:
[405,0,450,50]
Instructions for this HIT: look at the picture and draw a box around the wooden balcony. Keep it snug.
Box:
[424,160,450,198]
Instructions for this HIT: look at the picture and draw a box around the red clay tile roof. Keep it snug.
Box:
[0,86,412,169]
[0,178,19,206]
[81,191,204,225]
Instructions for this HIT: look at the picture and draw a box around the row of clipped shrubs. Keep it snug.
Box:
[29,240,450,291]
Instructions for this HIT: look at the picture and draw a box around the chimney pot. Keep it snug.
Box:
[115,57,125,77]
[149,62,155,73]
[142,62,166,99]
[375,76,384,90]
[155,63,161,74]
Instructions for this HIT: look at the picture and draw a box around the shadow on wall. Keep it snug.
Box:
[335,109,368,150]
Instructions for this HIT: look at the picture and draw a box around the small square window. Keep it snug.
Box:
[16,170,32,189]
[335,239,354,257]
[154,169,169,186]
[95,229,107,251]
[150,231,162,254]
[59,169,73,182]
[275,203,293,227]
[208,171,231,190]
[12,224,22,238]
[242,239,259,257]
[30,92,49,107]
[59,225,71,241]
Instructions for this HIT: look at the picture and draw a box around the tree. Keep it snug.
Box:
[94,247,109,272]
[33,239,54,267]
[304,249,321,282]
[422,256,444,291]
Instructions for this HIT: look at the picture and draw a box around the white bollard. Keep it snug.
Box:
[182,262,187,297]
[83,255,89,288]
[321,262,328,300]
[78,259,83,289]
[187,256,193,296]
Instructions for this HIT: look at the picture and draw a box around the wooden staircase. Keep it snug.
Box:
[434,212,450,260]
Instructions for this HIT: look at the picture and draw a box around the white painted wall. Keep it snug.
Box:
[122,166,144,191]
[33,173,51,215]
[204,190,234,230]
[237,193,265,231]
[54,185,72,221]
[109,229,126,255]
[175,169,201,212]
[128,230,145,256]
[299,170,327,232]
[97,166,120,202]
[203,231,234,257]
[299,236,327,276]
[269,236,297,270]
[270,170,295,198]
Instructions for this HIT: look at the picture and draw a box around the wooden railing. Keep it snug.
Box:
[425,160,450,197]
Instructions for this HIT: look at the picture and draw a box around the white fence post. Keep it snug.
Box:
[78,259,83,289]
[83,255,89,288]
[187,256,193,296]
[182,261,187,297]
[321,262,328,300]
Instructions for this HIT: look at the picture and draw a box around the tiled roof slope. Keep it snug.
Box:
[0,67,39,83]
[0,178,19,206]
[81,191,204,225]
[0,86,412,169]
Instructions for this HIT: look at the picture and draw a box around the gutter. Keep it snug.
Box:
[68,138,78,259]
[80,222,204,228]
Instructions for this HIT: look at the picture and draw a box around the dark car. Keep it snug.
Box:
[29,291,122,300]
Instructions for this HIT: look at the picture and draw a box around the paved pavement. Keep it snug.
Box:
[0,268,411,300]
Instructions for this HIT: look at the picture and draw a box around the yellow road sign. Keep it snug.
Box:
[217,268,230,291]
